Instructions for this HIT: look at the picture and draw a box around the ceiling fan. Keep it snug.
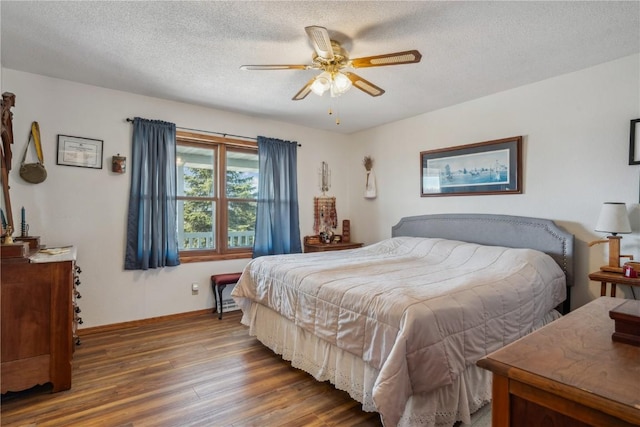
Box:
[240,26,422,101]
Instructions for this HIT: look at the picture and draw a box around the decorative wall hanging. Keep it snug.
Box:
[1,93,16,171]
[1,92,16,232]
[630,118,640,165]
[20,122,47,184]
[112,154,126,174]
[420,136,522,197]
[318,161,331,194]
[363,156,377,199]
[57,135,103,169]
[313,196,337,236]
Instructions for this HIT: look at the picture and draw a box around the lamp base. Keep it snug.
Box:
[601,265,624,274]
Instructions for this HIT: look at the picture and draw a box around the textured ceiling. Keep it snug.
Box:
[1,1,639,134]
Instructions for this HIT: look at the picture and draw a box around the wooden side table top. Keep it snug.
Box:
[478,297,640,425]
[589,270,640,286]
[589,271,640,297]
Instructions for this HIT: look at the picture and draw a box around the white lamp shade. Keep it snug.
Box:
[595,202,631,235]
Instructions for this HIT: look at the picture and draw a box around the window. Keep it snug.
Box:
[176,131,258,262]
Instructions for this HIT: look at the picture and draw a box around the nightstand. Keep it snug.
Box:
[588,270,640,297]
[303,235,363,253]
[304,241,363,253]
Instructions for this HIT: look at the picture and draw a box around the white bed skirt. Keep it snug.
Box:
[240,302,562,426]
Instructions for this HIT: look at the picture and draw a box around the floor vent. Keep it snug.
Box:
[222,298,239,311]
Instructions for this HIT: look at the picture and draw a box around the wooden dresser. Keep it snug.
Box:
[1,247,77,393]
[477,297,640,427]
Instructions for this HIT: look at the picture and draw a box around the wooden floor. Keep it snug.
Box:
[1,310,383,427]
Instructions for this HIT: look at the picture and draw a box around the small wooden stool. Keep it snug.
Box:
[210,272,241,319]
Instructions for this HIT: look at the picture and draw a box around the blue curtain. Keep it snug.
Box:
[125,118,180,270]
[253,136,302,257]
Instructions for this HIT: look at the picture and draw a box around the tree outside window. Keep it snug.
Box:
[176,133,258,262]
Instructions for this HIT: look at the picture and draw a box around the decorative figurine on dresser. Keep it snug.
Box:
[1,207,81,393]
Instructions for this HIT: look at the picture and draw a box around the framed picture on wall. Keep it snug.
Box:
[57,135,103,169]
[630,119,640,165]
[420,136,522,197]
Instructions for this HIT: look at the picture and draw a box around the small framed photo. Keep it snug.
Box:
[57,135,103,169]
[421,136,522,197]
[630,119,640,165]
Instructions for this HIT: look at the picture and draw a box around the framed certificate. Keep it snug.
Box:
[57,135,103,169]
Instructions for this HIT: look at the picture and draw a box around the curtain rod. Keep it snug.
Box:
[125,118,301,146]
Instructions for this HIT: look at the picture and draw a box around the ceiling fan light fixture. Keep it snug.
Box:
[332,72,352,95]
[310,71,332,96]
[242,26,421,103]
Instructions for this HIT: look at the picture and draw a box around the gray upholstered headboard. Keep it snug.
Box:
[391,213,575,289]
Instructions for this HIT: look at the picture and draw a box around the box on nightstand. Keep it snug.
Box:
[609,299,640,347]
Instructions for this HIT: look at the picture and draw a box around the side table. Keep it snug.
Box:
[588,270,640,297]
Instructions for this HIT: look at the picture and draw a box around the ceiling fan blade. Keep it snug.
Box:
[305,26,335,61]
[240,64,309,71]
[292,78,316,101]
[344,72,385,97]
[350,50,422,68]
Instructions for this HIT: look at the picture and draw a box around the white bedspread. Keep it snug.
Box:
[232,237,566,426]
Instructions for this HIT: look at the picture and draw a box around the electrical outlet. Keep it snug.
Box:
[191,283,199,294]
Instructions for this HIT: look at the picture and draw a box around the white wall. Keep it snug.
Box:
[347,54,640,310]
[2,54,638,326]
[1,69,352,327]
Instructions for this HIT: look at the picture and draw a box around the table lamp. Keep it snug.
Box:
[589,202,632,273]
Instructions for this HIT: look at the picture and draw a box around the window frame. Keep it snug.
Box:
[176,131,257,263]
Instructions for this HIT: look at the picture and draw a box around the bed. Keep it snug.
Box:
[231,213,574,426]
